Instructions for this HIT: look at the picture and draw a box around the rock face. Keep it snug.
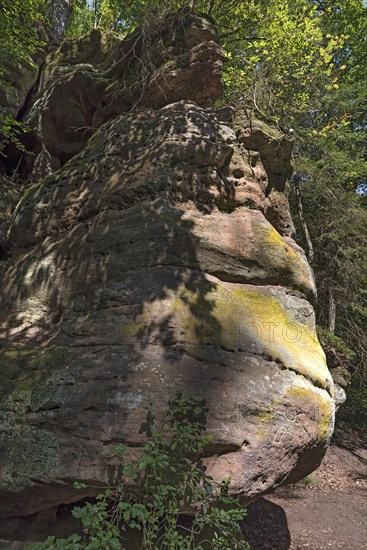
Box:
[22,12,224,179]
[0,0,71,120]
[0,12,335,544]
[0,0,71,182]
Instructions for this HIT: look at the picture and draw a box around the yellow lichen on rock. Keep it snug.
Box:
[256,216,298,260]
[152,280,333,392]
[251,215,315,296]
[286,385,335,442]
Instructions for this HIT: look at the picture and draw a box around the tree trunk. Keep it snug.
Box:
[328,286,336,333]
[47,0,71,47]
[293,172,314,263]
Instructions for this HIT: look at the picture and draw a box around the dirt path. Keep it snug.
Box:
[242,432,367,550]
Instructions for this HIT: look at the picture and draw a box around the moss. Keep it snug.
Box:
[115,321,148,344]
[298,472,319,486]
[0,346,65,490]
[257,409,275,424]
[157,210,178,223]
[226,287,329,387]
[255,383,334,442]
[249,216,314,297]
[263,223,297,258]
[318,399,334,440]
[253,119,282,138]
[234,114,281,139]
[47,29,125,71]
[0,344,71,395]
[8,180,43,229]
[1,426,59,491]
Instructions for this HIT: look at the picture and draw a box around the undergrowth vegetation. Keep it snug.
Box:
[30,393,249,550]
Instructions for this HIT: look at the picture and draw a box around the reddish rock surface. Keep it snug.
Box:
[0,13,336,545]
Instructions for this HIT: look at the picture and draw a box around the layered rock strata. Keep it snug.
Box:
[0,13,335,544]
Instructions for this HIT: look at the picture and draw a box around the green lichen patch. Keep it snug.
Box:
[0,343,73,399]
[0,428,59,491]
[0,345,66,491]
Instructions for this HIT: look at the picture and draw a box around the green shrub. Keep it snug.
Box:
[30,392,249,549]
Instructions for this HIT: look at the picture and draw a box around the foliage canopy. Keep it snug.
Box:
[0,0,48,76]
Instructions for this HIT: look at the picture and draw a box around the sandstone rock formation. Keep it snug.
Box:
[0,0,71,182]
[0,12,335,544]
[20,12,224,181]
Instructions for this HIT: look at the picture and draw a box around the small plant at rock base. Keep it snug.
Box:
[30,392,249,549]
[297,472,319,486]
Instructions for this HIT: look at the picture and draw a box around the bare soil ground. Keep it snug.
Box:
[242,431,367,550]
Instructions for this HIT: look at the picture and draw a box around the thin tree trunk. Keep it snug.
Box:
[94,0,99,28]
[293,172,314,262]
[47,0,71,47]
[328,286,336,333]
